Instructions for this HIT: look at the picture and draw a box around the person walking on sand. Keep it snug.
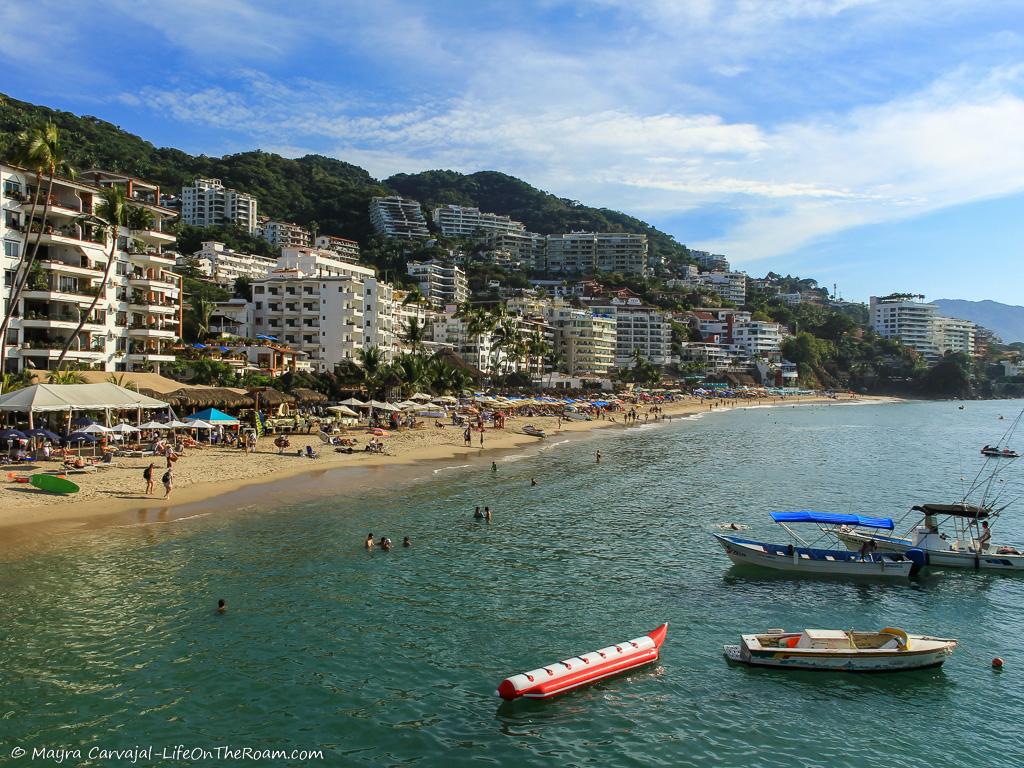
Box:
[464,427,471,446]
[161,467,174,499]
[144,462,156,496]
[480,429,485,448]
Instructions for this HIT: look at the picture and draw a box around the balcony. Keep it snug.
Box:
[127,298,178,315]
[22,226,106,250]
[133,228,176,245]
[37,259,104,278]
[128,274,177,292]
[19,315,105,332]
[125,351,176,363]
[22,284,102,304]
[128,325,176,339]
[19,195,86,220]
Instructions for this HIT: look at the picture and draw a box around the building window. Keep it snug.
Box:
[3,240,19,259]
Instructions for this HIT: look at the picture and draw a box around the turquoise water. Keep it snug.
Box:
[2,400,1023,767]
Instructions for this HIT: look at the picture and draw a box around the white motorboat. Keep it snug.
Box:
[724,627,957,672]
[836,503,1024,571]
[522,424,546,438]
[714,511,923,579]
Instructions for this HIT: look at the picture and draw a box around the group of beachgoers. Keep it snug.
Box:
[365,533,411,552]
[473,506,493,522]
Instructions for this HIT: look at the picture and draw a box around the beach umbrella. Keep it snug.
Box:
[395,400,420,410]
[375,402,401,412]
[186,419,215,429]
[256,334,279,342]
[435,395,458,404]
[0,428,27,441]
[138,421,171,430]
[165,419,192,429]
[109,423,139,434]
[24,428,60,442]
[79,423,111,434]
[327,405,359,417]
[192,343,208,349]
[410,392,433,401]
[64,432,98,444]
[339,397,366,407]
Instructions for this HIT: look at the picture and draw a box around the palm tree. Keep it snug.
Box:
[526,331,551,378]
[189,294,216,341]
[356,346,386,396]
[400,317,426,353]
[55,186,128,370]
[489,316,519,376]
[391,352,429,396]
[1,370,33,393]
[402,286,426,306]
[47,369,85,385]
[106,372,138,391]
[0,122,72,383]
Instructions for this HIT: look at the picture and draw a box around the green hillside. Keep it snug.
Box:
[387,169,691,267]
[0,93,692,264]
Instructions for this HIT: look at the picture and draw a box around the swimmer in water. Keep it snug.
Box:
[403,536,411,548]
[366,533,375,550]
[491,461,497,472]
[484,506,492,522]
[595,450,602,463]
[217,599,226,614]
[474,506,484,519]
[531,477,537,486]
[380,536,392,551]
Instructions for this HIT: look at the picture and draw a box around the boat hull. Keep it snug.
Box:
[724,639,955,672]
[837,530,1024,571]
[497,624,667,700]
[715,534,914,579]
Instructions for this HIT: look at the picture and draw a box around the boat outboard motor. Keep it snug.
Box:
[906,548,927,576]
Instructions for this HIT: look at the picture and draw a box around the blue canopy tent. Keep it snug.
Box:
[770,511,895,530]
[256,335,278,342]
[185,407,240,425]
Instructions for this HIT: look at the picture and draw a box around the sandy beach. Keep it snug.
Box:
[0,394,872,545]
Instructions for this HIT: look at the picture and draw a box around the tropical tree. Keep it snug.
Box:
[47,369,85,385]
[189,294,217,342]
[400,317,426,353]
[402,286,427,306]
[356,346,387,396]
[526,330,551,377]
[55,185,129,370]
[1,370,33,393]
[390,352,430,396]
[106,372,138,391]
[0,122,72,383]
[489,316,519,376]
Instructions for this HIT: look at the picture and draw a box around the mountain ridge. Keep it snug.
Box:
[0,93,690,266]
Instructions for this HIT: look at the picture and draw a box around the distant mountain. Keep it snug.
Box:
[0,93,691,263]
[931,299,1024,343]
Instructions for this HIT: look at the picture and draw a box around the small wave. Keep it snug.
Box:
[432,464,472,475]
[539,439,571,451]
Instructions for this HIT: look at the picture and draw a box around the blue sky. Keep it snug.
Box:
[3,0,1023,304]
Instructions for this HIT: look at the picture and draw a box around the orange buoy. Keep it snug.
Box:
[992,657,1004,669]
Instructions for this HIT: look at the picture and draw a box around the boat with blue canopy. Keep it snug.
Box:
[713,511,924,579]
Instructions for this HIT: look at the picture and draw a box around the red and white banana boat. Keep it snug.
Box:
[496,623,668,701]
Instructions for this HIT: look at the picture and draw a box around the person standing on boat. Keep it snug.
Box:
[979,521,992,552]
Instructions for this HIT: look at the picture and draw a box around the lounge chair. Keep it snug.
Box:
[305,445,319,459]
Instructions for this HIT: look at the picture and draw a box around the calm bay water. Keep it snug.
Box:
[2,400,1023,767]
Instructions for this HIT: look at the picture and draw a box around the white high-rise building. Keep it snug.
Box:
[934,316,977,357]
[870,295,941,359]
[407,260,469,306]
[182,241,277,286]
[432,205,525,239]
[369,196,430,239]
[1,165,181,373]
[180,178,258,234]
[543,304,617,376]
[731,319,784,360]
[586,296,672,367]
[263,220,311,249]
[483,231,547,270]
[314,235,361,262]
[249,247,394,371]
[545,232,648,275]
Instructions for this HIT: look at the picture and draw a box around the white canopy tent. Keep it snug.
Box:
[0,383,170,430]
[326,405,360,417]
[138,421,171,430]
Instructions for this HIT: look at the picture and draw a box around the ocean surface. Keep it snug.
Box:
[2,399,1023,767]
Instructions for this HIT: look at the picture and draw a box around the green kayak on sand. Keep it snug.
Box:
[30,474,80,494]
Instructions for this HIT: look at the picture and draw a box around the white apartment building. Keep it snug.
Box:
[731,319,784,360]
[543,304,616,377]
[369,196,430,239]
[249,247,395,371]
[263,220,311,249]
[429,309,499,374]
[545,232,648,276]
[432,204,525,239]
[586,296,672,367]
[208,298,254,339]
[184,241,277,286]
[678,342,729,372]
[1,165,181,374]
[693,271,747,306]
[407,260,469,306]
[933,316,977,357]
[314,235,360,261]
[180,178,258,234]
[868,295,974,361]
[484,231,547,270]
[692,251,730,272]
[393,289,439,355]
